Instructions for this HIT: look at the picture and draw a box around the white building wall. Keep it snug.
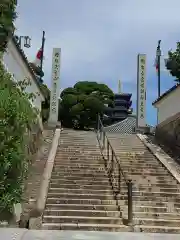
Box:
[2,38,44,130]
[155,87,180,124]
[2,39,44,112]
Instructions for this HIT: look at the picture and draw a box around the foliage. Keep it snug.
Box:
[165,42,180,81]
[0,61,38,214]
[0,0,17,52]
[39,83,50,122]
[59,81,114,129]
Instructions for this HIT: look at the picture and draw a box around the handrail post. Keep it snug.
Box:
[107,141,109,161]
[103,131,105,149]
[127,179,133,225]
[118,165,121,194]
[97,114,100,132]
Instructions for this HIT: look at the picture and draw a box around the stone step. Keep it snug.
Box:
[49,188,113,195]
[50,178,177,187]
[55,156,102,161]
[59,142,99,145]
[119,158,160,162]
[50,179,110,185]
[46,198,117,205]
[53,165,105,170]
[50,174,109,181]
[44,209,121,218]
[58,150,101,154]
[136,225,180,233]
[52,170,108,175]
[47,192,115,200]
[49,183,112,190]
[122,167,167,172]
[131,186,180,193]
[124,211,180,219]
[119,199,180,208]
[118,195,180,203]
[120,164,166,169]
[126,173,174,179]
[45,203,118,211]
[52,169,168,175]
[123,175,174,181]
[119,161,162,166]
[54,163,105,168]
[54,166,106,171]
[59,141,98,144]
[131,179,178,185]
[119,179,178,185]
[124,204,180,213]
[43,215,123,224]
[54,160,104,165]
[119,190,180,197]
[41,222,130,231]
[118,172,171,176]
[49,186,180,195]
[133,217,180,227]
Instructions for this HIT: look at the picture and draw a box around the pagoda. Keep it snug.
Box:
[103,81,133,125]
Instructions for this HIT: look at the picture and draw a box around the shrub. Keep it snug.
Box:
[0,62,38,214]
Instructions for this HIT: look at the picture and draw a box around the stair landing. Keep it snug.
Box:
[1,229,180,239]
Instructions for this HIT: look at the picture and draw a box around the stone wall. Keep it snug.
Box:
[155,112,180,158]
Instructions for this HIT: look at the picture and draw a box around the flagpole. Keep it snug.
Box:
[157,40,161,98]
[40,31,45,83]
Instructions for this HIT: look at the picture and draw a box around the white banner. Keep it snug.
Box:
[48,48,61,125]
[137,54,146,127]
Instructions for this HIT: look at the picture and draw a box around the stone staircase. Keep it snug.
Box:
[41,129,130,231]
[107,133,180,233]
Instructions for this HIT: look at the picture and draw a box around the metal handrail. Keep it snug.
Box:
[96,114,133,225]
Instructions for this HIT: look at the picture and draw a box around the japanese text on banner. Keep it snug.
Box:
[140,58,145,119]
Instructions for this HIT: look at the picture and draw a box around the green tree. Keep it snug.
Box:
[59,81,114,129]
[166,42,180,81]
[0,0,17,52]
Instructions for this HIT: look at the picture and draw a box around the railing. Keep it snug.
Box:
[96,115,133,225]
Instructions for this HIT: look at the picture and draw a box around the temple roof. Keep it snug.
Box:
[114,93,132,101]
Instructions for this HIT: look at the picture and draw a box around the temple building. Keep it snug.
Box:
[103,81,133,125]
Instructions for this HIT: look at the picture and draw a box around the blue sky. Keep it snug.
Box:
[15,0,180,125]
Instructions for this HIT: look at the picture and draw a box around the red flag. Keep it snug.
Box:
[34,48,43,67]
[36,48,43,60]
[154,40,161,73]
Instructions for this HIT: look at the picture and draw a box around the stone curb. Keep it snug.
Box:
[136,133,180,185]
[29,128,61,228]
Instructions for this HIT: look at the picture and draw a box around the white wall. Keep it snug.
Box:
[154,86,180,124]
[2,39,44,112]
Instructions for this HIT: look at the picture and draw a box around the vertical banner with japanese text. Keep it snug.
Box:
[48,48,61,125]
[137,54,146,127]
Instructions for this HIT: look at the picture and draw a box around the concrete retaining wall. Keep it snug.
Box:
[155,112,180,158]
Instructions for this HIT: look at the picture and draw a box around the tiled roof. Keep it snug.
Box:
[152,84,180,105]
[104,115,137,134]
[11,36,45,99]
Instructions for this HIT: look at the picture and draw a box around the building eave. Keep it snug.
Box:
[152,84,180,106]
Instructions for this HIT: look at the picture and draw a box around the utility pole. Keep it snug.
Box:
[40,31,45,83]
